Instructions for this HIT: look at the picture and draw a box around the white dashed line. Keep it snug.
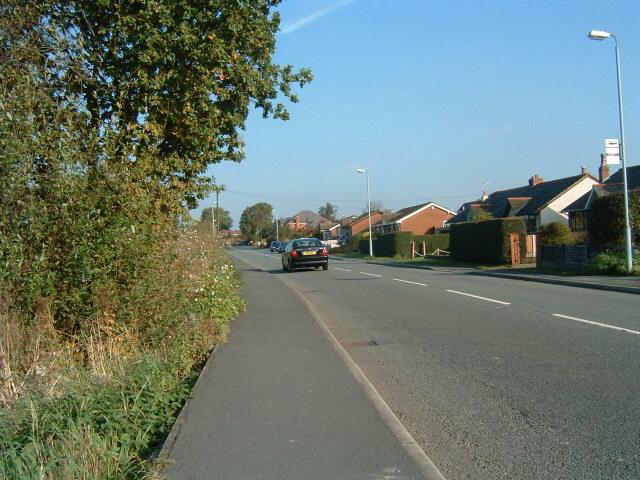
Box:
[334,267,352,272]
[445,289,510,305]
[552,314,640,335]
[393,278,427,287]
[359,272,382,277]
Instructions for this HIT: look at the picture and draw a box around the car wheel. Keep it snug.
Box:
[282,261,287,272]
[322,263,328,271]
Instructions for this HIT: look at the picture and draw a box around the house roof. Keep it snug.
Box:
[563,166,640,213]
[604,164,640,189]
[447,201,491,224]
[346,210,383,226]
[483,174,593,218]
[382,202,456,224]
[286,210,331,226]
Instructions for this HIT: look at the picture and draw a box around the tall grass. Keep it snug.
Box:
[0,230,245,479]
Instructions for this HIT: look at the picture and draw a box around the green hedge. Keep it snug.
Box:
[590,190,640,251]
[414,234,450,254]
[450,218,526,263]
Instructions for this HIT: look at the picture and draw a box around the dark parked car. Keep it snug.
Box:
[276,241,287,253]
[270,240,279,252]
[282,238,328,272]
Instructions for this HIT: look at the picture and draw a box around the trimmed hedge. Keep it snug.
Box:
[450,218,526,263]
[375,231,414,257]
[414,234,450,254]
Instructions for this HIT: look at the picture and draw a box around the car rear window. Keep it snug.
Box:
[292,239,323,249]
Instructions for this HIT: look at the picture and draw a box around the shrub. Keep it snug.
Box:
[588,250,640,275]
[590,190,640,251]
[541,222,575,246]
[450,218,526,263]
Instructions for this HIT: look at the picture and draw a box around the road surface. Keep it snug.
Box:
[226,247,640,480]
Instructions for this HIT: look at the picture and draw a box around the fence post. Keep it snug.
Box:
[422,241,426,257]
[411,241,415,259]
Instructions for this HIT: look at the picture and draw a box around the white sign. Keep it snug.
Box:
[605,138,621,164]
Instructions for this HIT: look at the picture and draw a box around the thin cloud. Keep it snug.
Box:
[280,0,355,34]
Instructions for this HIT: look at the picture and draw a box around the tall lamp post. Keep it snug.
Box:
[588,30,634,273]
[356,168,373,257]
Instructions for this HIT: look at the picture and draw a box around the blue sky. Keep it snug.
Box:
[197,0,640,227]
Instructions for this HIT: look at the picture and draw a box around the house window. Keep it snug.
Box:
[569,211,588,232]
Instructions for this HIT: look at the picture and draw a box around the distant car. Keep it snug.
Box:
[282,238,328,272]
[270,241,279,252]
[277,241,288,253]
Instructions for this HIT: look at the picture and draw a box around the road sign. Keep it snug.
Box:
[605,138,620,164]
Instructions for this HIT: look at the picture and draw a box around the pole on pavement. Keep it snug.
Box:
[356,168,374,257]
[588,30,634,273]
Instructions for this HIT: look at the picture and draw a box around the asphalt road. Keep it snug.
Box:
[228,247,640,480]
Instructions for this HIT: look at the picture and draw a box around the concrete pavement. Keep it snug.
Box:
[353,257,640,295]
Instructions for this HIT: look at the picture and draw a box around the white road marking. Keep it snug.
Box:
[552,314,640,335]
[359,271,382,277]
[393,278,427,287]
[445,289,511,305]
[334,267,352,272]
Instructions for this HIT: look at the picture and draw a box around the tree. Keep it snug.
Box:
[16,1,313,209]
[362,201,392,214]
[200,207,232,231]
[240,203,273,240]
[473,210,494,221]
[319,202,338,221]
[590,191,640,250]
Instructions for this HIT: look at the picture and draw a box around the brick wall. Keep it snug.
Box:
[399,206,454,235]
[351,211,383,235]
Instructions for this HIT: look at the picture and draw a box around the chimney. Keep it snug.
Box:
[599,154,610,183]
[580,166,590,176]
[528,174,544,186]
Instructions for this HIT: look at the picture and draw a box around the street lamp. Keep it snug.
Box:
[356,168,374,257]
[588,29,634,273]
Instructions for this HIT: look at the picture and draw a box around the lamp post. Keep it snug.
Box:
[356,168,373,256]
[588,30,633,273]
[274,208,279,241]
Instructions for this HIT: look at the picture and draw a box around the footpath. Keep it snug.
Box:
[160,258,438,480]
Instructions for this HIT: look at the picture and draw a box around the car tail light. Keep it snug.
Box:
[321,247,328,255]
[291,250,299,257]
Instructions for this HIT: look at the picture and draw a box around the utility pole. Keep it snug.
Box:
[274,208,279,241]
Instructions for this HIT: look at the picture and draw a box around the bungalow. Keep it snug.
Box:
[564,164,640,234]
[285,210,332,232]
[341,210,384,238]
[372,202,456,236]
[448,171,598,233]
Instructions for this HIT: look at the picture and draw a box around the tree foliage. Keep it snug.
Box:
[319,202,338,221]
[0,1,311,333]
[240,202,273,240]
[590,191,640,251]
[200,207,233,231]
[6,0,312,208]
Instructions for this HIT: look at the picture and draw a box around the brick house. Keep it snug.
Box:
[285,210,332,232]
[342,211,384,238]
[372,202,456,235]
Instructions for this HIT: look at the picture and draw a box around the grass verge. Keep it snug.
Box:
[0,230,245,479]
